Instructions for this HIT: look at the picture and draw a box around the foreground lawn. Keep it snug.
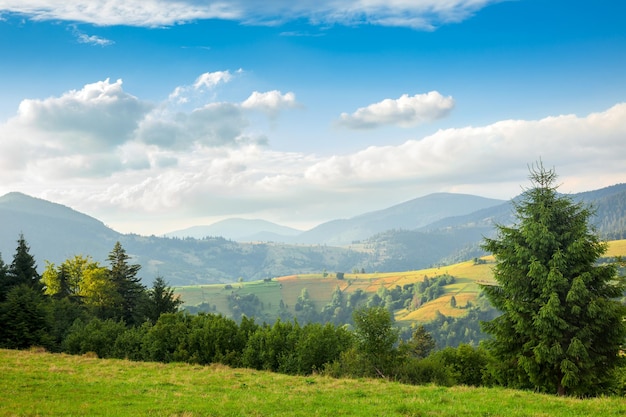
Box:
[1,349,624,416]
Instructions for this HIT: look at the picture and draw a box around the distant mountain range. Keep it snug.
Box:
[1,184,625,286]
[166,193,505,245]
[166,218,302,242]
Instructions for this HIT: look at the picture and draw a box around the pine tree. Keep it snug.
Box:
[0,253,9,302]
[107,242,146,325]
[481,163,626,396]
[7,234,41,292]
[146,276,182,324]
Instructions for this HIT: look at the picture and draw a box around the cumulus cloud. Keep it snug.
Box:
[70,103,626,234]
[136,102,252,149]
[1,73,625,235]
[309,104,626,187]
[193,70,234,90]
[15,78,151,151]
[0,0,499,29]
[241,90,299,117]
[337,91,455,129]
[0,73,288,182]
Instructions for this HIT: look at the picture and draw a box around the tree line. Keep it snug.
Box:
[1,164,625,397]
[0,238,181,351]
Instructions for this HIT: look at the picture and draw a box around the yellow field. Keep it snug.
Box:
[606,239,626,257]
[174,240,626,325]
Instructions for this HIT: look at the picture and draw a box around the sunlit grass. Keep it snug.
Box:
[1,349,624,417]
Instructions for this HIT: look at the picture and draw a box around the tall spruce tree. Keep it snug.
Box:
[481,163,626,396]
[107,242,146,325]
[7,234,41,292]
[0,253,9,302]
[145,276,182,324]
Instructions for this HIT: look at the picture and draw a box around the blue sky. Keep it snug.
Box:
[1,0,625,235]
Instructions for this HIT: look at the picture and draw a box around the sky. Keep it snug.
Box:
[0,0,625,235]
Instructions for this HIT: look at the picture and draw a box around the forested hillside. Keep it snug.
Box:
[1,183,626,286]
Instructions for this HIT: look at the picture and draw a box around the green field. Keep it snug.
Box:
[1,348,624,417]
[175,240,626,324]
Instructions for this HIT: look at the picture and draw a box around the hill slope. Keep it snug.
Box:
[293,193,504,245]
[1,184,625,286]
[2,349,620,417]
[0,192,121,266]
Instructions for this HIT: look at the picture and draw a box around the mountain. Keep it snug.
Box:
[364,183,626,269]
[0,192,121,266]
[293,193,505,245]
[165,218,302,241]
[1,184,625,287]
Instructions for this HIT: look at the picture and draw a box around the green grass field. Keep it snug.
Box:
[174,240,626,324]
[1,348,624,417]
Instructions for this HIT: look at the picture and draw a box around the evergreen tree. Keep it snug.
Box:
[0,253,9,302]
[399,324,436,359]
[481,163,626,396]
[7,234,41,292]
[0,284,53,349]
[107,242,147,325]
[146,276,183,324]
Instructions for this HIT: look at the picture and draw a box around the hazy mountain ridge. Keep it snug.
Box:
[1,185,625,286]
[165,218,302,241]
[166,193,505,245]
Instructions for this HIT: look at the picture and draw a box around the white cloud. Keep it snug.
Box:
[76,32,114,46]
[241,90,299,117]
[0,74,279,181]
[70,25,114,46]
[12,78,151,159]
[1,73,625,235]
[337,91,455,129]
[309,104,626,188]
[168,70,240,105]
[0,0,500,29]
[193,70,234,90]
[136,102,253,149]
[0,0,240,27]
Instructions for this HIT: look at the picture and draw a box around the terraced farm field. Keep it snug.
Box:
[174,240,626,324]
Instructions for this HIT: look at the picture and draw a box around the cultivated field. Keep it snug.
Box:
[1,348,623,416]
[174,240,626,324]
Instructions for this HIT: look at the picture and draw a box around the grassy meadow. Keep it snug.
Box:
[174,239,626,324]
[1,348,624,417]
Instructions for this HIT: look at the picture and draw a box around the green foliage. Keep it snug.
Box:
[0,253,9,302]
[481,163,626,396]
[62,318,127,358]
[399,324,436,359]
[145,276,182,324]
[107,242,147,326]
[294,287,319,323]
[421,298,499,348]
[0,284,53,349]
[42,255,95,299]
[7,234,41,292]
[352,306,399,377]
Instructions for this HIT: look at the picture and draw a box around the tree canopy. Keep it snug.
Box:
[481,163,626,396]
